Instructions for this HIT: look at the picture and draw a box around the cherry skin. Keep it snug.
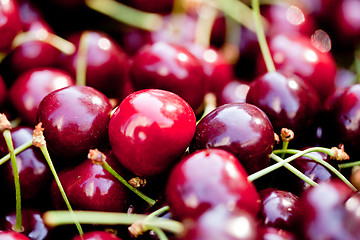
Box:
[0,126,51,200]
[128,41,206,112]
[0,0,22,52]
[165,148,261,220]
[246,71,320,144]
[108,89,196,177]
[261,227,296,240]
[73,231,122,240]
[51,150,131,212]
[1,209,49,240]
[59,31,129,98]
[217,80,250,106]
[0,75,7,110]
[9,67,75,126]
[190,102,274,174]
[37,85,112,161]
[0,231,30,240]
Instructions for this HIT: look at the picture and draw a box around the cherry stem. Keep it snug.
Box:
[194,1,218,48]
[85,0,163,31]
[151,228,168,240]
[251,0,276,72]
[75,31,90,86]
[100,161,156,206]
[43,210,185,236]
[38,144,83,236]
[3,130,23,232]
[0,140,32,166]
[280,128,294,159]
[274,149,357,192]
[339,161,360,169]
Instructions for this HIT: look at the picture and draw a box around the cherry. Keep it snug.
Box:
[0,75,8,110]
[179,204,261,240]
[37,85,112,161]
[128,41,206,112]
[9,67,75,126]
[0,0,22,52]
[73,231,122,240]
[108,89,196,177]
[190,102,274,174]
[256,33,337,103]
[165,148,261,220]
[1,208,49,240]
[246,71,320,144]
[261,227,296,240]
[0,126,50,200]
[0,231,30,240]
[50,150,132,212]
[217,80,250,106]
[259,188,299,233]
[59,31,129,98]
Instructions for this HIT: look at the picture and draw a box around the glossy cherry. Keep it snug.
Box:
[0,0,22,52]
[165,148,261,220]
[59,31,129,98]
[256,33,337,103]
[109,89,196,177]
[261,227,296,240]
[217,80,250,106]
[0,231,30,240]
[128,41,206,112]
[190,102,274,174]
[0,126,50,200]
[0,75,7,110]
[9,67,75,126]
[51,150,131,212]
[73,231,122,240]
[37,85,112,161]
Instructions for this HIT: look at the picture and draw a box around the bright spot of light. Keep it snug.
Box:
[226,217,252,238]
[286,5,305,25]
[98,38,111,50]
[304,49,318,63]
[288,79,299,90]
[311,29,331,53]
[203,49,217,63]
[177,52,189,62]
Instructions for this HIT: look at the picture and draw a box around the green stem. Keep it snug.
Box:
[281,141,289,159]
[151,228,168,240]
[146,206,170,220]
[85,0,163,31]
[251,0,276,72]
[39,144,83,236]
[3,130,23,232]
[338,161,360,169]
[0,140,33,165]
[274,149,357,192]
[101,161,156,206]
[194,3,218,48]
[75,31,90,86]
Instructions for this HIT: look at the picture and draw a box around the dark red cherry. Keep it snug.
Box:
[256,33,337,103]
[1,209,49,240]
[179,204,261,240]
[73,231,122,240]
[165,149,261,220]
[294,180,357,240]
[217,80,250,106]
[246,71,320,143]
[0,75,7,110]
[129,41,206,112]
[37,85,112,161]
[0,0,22,52]
[108,89,196,177]
[0,231,30,240]
[190,102,274,174]
[9,68,75,126]
[0,126,50,200]
[259,188,299,232]
[261,227,296,240]
[51,150,131,212]
[59,31,129,98]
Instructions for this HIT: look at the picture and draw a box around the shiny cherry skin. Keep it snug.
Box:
[165,149,261,220]
[294,180,358,240]
[246,71,320,143]
[0,231,30,240]
[1,209,49,240]
[178,204,261,240]
[9,67,75,126]
[59,31,129,98]
[261,227,296,240]
[73,231,122,240]
[256,33,337,103]
[259,188,299,233]
[217,80,250,106]
[190,102,274,174]
[37,85,112,161]
[129,41,206,112]
[0,0,22,52]
[0,126,50,200]
[51,150,131,212]
[109,89,196,177]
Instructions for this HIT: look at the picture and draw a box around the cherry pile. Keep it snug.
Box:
[1,0,360,239]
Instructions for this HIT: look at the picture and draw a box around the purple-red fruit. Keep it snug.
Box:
[73,231,122,240]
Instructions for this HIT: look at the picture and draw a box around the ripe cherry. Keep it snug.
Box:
[165,149,261,220]
[73,231,122,240]
[0,0,22,52]
[109,89,196,177]
[0,231,30,240]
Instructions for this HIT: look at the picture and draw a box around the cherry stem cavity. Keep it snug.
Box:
[75,31,90,86]
[85,0,163,31]
[251,0,276,72]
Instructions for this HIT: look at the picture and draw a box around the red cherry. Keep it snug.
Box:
[0,231,30,240]
[108,89,196,177]
[73,231,122,240]
[9,67,75,126]
[217,80,250,106]
[37,85,112,161]
[165,149,261,220]
[0,0,22,52]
